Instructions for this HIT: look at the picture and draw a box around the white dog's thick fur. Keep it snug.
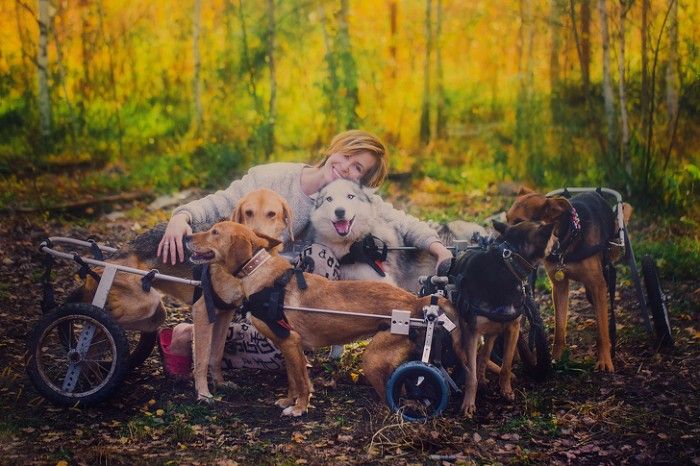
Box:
[310,179,487,292]
[310,179,400,283]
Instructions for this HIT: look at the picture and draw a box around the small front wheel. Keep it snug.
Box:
[26,303,130,406]
[386,361,449,422]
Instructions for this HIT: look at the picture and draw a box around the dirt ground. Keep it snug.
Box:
[0,201,699,465]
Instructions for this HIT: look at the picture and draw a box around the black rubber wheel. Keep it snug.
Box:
[386,361,449,422]
[641,255,674,348]
[126,331,157,370]
[26,303,130,406]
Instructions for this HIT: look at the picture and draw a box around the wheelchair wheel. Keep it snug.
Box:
[126,331,157,370]
[26,303,130,406]
[386,361,449,422]
[641,255,673,348]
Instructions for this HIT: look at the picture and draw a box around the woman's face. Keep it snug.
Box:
[322,151,377,185]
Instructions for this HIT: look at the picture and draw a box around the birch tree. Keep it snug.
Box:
[665,0,679,136]
[435,0,446,139]
[617,1,631,181]
[192,0,203,133]
[37,0,51,141]
[266,0,276,158]
[419,0,432,145]
[598,0,616,160]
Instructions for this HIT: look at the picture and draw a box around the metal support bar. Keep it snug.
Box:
[92,265,117,309]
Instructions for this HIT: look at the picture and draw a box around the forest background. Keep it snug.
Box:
[1,0,698,244]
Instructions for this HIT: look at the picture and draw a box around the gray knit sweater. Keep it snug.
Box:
[172,162,440,251]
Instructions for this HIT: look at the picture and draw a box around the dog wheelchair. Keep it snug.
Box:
[30,236,463,421]
[28,236,201,406]
[544,187,673,350]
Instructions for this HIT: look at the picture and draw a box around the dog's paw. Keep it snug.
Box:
[275,397,295,408]
[594,359,615,373]
[282,405,307,417]
[196,392,215,404]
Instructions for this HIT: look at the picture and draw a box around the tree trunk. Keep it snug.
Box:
[617,1,631,182]
[435,0,446,139]
[96,0,124,158]
[388,0,398,81]
[192,0,203,134]
[580,0,591,91]
[338,0,359,130]
[640,0,649,142]
[549,0,562,91]
[319,2,340,135]
[37,0,52,141]
[665,0,679,134]
[419,0,432,146]
[598,0,616,160]
[266,0,276,159]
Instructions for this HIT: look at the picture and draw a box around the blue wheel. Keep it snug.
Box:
[386,361,449,421]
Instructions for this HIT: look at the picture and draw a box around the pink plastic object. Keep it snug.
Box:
[159,328,192,378]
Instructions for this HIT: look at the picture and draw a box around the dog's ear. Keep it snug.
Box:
[231,200,246,224]
[537,222,555,242]
[621,202,633,225]
[253,231,282,251]
[518,186,534,195]
[281,198,294,241]
[492,220,508,235]
[542,197,571,223]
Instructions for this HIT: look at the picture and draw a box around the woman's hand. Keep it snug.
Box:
[429,241,453,276]
[157,213,192,265]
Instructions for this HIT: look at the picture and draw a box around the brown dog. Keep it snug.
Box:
[209,221,471,417]
[506,187,632,372]
[77,189,292,400]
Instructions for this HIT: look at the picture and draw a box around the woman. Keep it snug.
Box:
[158,129,453,268]
[160,130,453,371]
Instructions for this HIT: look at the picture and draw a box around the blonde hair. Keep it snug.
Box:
[316,130,388,188]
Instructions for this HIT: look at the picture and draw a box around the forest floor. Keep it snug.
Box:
[0,181,698,465]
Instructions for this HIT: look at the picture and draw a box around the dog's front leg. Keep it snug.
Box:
[460,330,480,417]
[586,272,615,372]
[477,335,496,387]
[499,318,520,401]
[210,310,236,389]
[549,273,570,361]
[192,300,215,401]
[276,332,312,417]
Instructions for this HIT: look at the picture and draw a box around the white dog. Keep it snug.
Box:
[310,179,488,292]
[310,179,399,284]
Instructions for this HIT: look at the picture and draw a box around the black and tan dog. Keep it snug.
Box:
[506,187,632,372]
[74,189,293,400]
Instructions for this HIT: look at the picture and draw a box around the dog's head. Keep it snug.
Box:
[493,220,555,265]
[232,188,294,242]
[310,179,374,244]
[506,187,572,225]
[185,221,282,271]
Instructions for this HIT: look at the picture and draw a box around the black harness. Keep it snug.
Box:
[450,240,535,323]
[339,234,388,277]
[239,267,308,338]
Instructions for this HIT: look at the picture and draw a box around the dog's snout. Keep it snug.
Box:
[335,208,345,219]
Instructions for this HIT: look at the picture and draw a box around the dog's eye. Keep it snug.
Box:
[212,229,219,235]
[347,194,355,200]
[245,209,254,217]
[266,211,276,218]
[326,196,333,202]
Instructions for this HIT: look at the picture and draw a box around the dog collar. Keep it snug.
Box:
[235,248,272,278]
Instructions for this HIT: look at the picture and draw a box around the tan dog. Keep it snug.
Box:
[212,221,472,417]
[76,189,292,400]
[506,187,633,372]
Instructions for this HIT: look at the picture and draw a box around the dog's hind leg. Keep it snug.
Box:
[460,330,480,417]
[362,332,413,398]
[549,272,570,361]
[583,260,615,372]
[192,300,216,401]
[276,332,312,416]
[499,318,520,401]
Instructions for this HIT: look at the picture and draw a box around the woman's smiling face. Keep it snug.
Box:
[322,151,377,185]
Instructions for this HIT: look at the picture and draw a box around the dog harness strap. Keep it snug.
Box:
[87,239,104,261]
[200,264,239,324]
[339,235,387,277]
[242,268,300,339]
[141,269,158,292]
[72,253,101,281]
